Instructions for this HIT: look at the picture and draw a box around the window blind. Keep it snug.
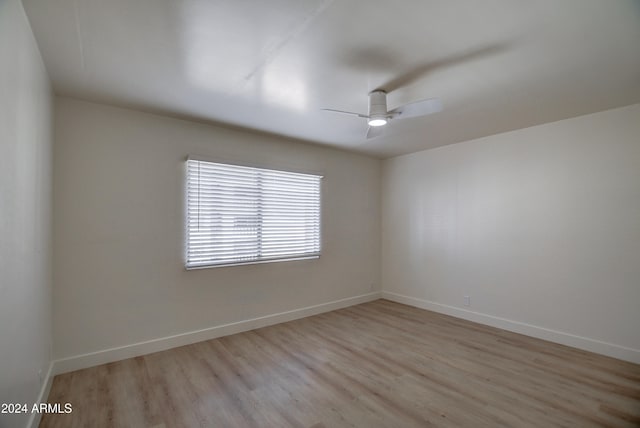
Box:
[186,159,322,269]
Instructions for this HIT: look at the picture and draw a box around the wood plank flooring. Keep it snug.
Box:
[40,299,640,427]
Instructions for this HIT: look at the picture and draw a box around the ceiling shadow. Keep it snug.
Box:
[340,42,512,93]
[339,46,402,73]
[377,43,511,93]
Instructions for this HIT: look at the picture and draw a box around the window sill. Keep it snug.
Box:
[185,255,320,270]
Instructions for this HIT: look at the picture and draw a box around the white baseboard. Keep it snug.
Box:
[26,361,54,428]
[381,291,640,364]
[52,292,381,375]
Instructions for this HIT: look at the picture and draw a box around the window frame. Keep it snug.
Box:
[184,156,323,270]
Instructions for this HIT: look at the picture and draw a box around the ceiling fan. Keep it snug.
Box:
[322,90,443,139]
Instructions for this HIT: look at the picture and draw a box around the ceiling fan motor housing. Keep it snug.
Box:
[368,90,388,122]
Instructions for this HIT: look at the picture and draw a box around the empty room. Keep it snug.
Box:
[2,0,640,427]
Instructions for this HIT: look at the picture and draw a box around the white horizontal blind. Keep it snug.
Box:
[186,159,322,268]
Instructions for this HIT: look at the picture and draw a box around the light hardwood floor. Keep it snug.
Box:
[41,300,640,427]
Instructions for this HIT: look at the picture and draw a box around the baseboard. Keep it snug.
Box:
[52,292,381,375]
[381,291,640,364]
[26,361,54,428]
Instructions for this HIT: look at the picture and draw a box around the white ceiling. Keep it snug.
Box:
[23,0,640,158]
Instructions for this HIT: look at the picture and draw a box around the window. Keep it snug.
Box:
[186,158,322,269]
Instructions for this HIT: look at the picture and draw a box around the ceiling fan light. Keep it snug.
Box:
[368,118,387,127]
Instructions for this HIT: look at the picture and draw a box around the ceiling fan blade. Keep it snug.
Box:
[366,125,385,139]
[389,97,443,120]
[321,108,368,118]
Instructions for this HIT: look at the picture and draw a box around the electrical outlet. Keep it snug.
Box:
[463,295,471,307]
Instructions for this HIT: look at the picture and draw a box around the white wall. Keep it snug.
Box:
[0,0,53,427]
[53,97,381,361]
[382,104,640,362]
